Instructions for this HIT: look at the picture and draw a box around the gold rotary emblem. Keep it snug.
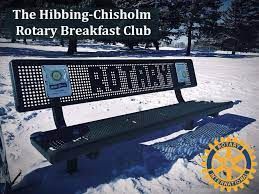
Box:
[201,136,257,192]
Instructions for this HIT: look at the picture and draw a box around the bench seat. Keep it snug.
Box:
[31,100,234,163]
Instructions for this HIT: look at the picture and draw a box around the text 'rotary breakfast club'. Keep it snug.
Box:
[12,9,153,37]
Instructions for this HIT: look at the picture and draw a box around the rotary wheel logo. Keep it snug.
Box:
[51,70,62,81]
[201,137,257,192]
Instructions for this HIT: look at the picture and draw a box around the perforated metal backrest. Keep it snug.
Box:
[10,59,197,112]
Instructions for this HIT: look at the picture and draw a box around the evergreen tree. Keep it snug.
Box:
[113,0,182,50]
[172,0,222,56]
[113,0,157,49]
[221,0,259,54]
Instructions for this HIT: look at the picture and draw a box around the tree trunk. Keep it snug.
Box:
[11,37,16,43]
[67,37,77,55]
[128,43,134,50]
[153,41,159,50]
[145,42,150,49]
[60,38,64,47]
[186,23,193,56]
[23,37,27,45]
[232,40,237,55]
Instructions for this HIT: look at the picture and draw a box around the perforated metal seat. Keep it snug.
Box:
[30,100,234,163]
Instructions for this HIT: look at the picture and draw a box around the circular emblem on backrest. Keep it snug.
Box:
[51,71,62,81]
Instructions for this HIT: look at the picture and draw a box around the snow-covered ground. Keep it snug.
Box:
[0,40,259,194]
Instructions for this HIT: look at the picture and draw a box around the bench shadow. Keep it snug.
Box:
[13,113,255,194]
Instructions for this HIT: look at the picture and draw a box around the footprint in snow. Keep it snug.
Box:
[0,75,6,80]
[4,131,15,146]
[6,101,15,107]
[9,152,20,161]
[1,115,15,120]
[0,83,7,87]
[0,90,6,94]
[16,122,24,131]
[0,107,7,116]
[24,112,38,121]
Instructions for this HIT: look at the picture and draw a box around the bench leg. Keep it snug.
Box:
[86,151,100,159]
[185,120,195,130]
[67,158,78,174]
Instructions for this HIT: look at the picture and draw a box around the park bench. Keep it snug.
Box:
[9,59,235,173]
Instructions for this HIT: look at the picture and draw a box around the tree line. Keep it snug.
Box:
[1,0,258,55]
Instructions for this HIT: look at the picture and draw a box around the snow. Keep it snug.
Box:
[0,40,259,194]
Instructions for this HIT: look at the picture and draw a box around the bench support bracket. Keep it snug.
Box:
[175,90,195,130]
[175,89,185,103]
[52,106,66,128]
[51,99,78,174]
[67,158,78,174]
[185,120,195,130]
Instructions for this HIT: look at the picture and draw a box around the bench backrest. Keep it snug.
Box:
[10,59,197,112]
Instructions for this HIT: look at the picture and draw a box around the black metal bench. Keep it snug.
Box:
[9,59,235,173]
